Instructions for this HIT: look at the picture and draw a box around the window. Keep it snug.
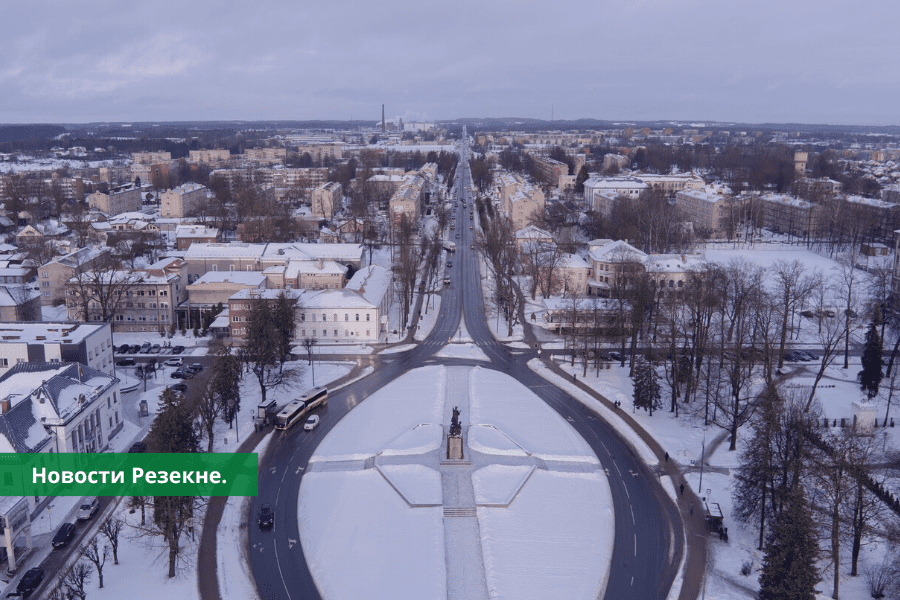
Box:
[109,417,113,428]
[160,290,168,296]
[356,314,359,321]
[161,302,168,309]
[334,329,338,337]
[0,358,7,367]
[107,398,111,408]
[137,291,145,296]
[300,313,305,322]
[212,265,218,271]
[366,330,370,337]
[229,264,235,271]
[300,329,306,336]
[148,290,156,296]
[232,316,241,322]
[43,291,50,297]
[366,314,371,321]
[322,314,326,321]
[322,330,327,337]
[115,411,119,423]
[42,271,49,278]
[113,392,117,403]
[345,314,349,321]
[42,281,49,287]
[333,314,337,321]
[149,303,156,308]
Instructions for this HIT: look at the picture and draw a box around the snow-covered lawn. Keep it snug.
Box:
[297,365,613,600]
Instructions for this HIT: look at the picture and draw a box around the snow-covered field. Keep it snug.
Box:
[297,365,614,600]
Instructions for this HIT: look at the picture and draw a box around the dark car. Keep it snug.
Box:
[129,344,141,354]
[16,567,44,597]
[258,504,274,529]
[172,345,185,355]
[800,350,819,361]
[188,363,203,373]
[117,343,130,353]
[170,383,188,393]
[52,523,76,548]
[170,371,190,379]
[128,441,147,453]
[116,358,136,367]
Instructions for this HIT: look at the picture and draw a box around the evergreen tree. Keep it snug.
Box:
[145,387,200,578]
[758,486,819,600]
[272,292,297,364]
[860,313,883,397]
[632,356,661,416]
[574,164,589,194]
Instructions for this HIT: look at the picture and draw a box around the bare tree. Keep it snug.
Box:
[834,251,863,368]
[80,536,110,588]
[62,562,92,599]
[771,260,822,369]
[68,250,135,323]
[479,215,523,337]
[804,298,848,412]
[99,516,123,565]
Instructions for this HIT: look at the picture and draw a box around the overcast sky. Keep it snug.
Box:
[1,1,898,126]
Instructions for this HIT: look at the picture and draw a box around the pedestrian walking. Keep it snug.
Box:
[664,452,669,463]
[680,483,684,496]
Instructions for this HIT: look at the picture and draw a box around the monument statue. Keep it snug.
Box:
[450,406,461,437]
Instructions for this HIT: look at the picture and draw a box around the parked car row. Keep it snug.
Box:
[51,496,100,554]
[115,343,185,355]
[170,363,204,380]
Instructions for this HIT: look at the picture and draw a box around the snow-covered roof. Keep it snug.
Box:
[515,225,553,240]
[286,259,348,278]
[190,271,267,286]
[0,322,107,344]
[345,265,391,307]
[0,362,118,451]
[588,239,646,262]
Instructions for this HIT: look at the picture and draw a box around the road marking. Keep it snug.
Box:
[288,538,297,550]
[629,469,639,477]
[604,468,610,477]
[634,533,637,556]
[630,505,635,525]
[566,416,574,422]
[295,466,304,475]
[270,467,277,474]
[613,462,622,476]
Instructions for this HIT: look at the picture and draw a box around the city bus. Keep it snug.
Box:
[274,386,328,431]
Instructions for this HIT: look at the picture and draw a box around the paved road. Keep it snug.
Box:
[247,137,685,600]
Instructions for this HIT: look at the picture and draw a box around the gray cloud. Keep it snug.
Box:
[0,0,897,125]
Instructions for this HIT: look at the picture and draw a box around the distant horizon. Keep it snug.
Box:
[1,116,899,132]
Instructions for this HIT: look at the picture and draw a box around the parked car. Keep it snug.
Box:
[116,358,136,367]
[16,567,44,597]
[128,441,147,453]
[304,415,320,431]
[117,343,130,353]
[150,344,161,354]
[129,344,141,354]
[77,497,99,521]
[799,350,819,361]
[258,504,274,529]
[188,363,203,373]
[165,358,183,367]
[172,345,185,355]
[447,262,452,268]
[139,342,152,354]
[52,523,76,548]
[783,350,807,362]
[170,383,188,393]
[170,370,191,379]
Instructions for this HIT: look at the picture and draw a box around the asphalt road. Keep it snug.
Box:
[248,140,684,600]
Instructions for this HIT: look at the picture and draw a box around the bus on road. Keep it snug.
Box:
[274,386,328,431]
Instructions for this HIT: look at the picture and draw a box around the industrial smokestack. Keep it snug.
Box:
[382,105,385,133]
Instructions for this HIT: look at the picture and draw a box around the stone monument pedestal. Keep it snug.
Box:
[447,434,464,460]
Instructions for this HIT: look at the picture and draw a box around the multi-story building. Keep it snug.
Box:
[675,185,742,239]
[182,242,364,282]
[843,195,900,244]
[0,287,41,322]
[37,247,107,306]
[758,193,824,240]
[175,225,221,251]
[65,257,187,332]
[160,182,208,218]
[243,148,287,162]
[389,174,424,227]
[583,177,646,212]
[132,151,172,165]
[496,172,546,230]
[0,321,114,377]
[311,182,342,219]
[188,149,231,164]
[87,183,146,216]
[0,361,122,454]
[532,155,568,187]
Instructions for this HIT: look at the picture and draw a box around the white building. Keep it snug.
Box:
[0,321,115,377]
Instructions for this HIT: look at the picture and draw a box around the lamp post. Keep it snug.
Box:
[698,429,706,494]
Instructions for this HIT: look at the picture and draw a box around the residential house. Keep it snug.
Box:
[160,182,208,219]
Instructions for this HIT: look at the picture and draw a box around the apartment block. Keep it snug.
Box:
[311,182,342,219]
[161,182,208,218]
[132,151,172,165]
[0,321,114,377]
[188,149,231,164]
[87,183,146,216]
